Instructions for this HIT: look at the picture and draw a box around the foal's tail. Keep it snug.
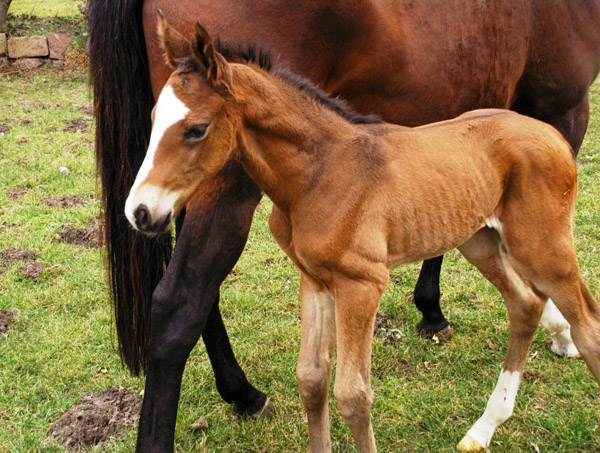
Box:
[88,0,172,376]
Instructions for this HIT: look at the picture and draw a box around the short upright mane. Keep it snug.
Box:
[215,42,381,125]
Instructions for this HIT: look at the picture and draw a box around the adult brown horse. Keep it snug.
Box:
[88,0,600,451]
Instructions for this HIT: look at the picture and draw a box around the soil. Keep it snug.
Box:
[43,196,87,208]
[0,124,10,136]
[58,225,101,248]
[0,248,38,263]
[6,188,29,200]
[374,312,409,346]
[19,262,43,282]
[64,41,89,73]
[62,119,89,133]
[0,310,15,335]
[44,387,141,450]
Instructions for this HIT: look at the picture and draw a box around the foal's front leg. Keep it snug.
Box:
[332,274,387,453]
[297,273,336,452]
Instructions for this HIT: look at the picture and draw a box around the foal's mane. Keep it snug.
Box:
[214,42,381,125]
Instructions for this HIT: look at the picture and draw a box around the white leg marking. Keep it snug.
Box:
[540,299,579,357]
[465,370,521,449]
[124,84,190,226]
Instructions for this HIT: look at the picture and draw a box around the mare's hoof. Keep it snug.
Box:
[234,397,274,419]
[550,340,580,358]
[251,397,274,418]
[432,324,453,344]
[417,319,452,340]
[457,434,484,452]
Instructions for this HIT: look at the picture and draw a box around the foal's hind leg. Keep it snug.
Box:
[456,229,546,452]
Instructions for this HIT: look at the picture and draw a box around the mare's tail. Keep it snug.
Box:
[88,0,172,376]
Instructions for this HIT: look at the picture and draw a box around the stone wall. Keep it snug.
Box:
[0,33,74,70]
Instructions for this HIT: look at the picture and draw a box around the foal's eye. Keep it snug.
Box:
[184,125,208,140]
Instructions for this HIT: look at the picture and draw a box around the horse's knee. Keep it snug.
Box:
[333,381,372,424]
[147,283,204,364]
[297,365,329,411]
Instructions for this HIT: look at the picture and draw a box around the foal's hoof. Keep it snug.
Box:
[457,434,484,452]
[550,340,580,358]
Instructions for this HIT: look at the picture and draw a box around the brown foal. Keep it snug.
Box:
[125,18,600,452]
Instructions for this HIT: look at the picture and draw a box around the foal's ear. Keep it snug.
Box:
[192,23,231,91]
[157,10,192,69]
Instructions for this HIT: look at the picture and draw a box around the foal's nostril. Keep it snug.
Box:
[133,204,151,231]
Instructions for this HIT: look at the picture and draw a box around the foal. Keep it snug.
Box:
[125,19,600,452]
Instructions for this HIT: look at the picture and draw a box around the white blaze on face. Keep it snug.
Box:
[125,84,190,229]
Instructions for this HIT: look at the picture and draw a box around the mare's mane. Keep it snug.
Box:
[185,42,381,125]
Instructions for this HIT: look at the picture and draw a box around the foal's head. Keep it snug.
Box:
[125,15,237,234]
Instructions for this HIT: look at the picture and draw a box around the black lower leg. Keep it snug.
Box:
[203,298,268,416]
[413,256,450,336]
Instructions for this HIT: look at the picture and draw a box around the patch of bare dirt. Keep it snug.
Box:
[20,119,32,126]
[58,225,101,248]
[44,387,141,450]
[75,103,93,118]
[19,262,43,282]
[375,313,408,346]
[374,312,409,346]
[0,248,37,263]
[43,196,87,208]
[0,310,15,335]
[0,221,17,230]
[0,124,10,136]
[62,119,89,133]
[6,188,29,200]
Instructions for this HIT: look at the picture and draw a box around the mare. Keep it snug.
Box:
[125,19,600,452]
[87,0,600,450]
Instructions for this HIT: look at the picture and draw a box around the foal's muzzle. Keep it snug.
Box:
[132,204,172,235]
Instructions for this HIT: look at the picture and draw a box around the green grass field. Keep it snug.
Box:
[0,69,599,452]
[8,0,84,18]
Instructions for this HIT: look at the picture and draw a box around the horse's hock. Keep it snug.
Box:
[0,32,78,70]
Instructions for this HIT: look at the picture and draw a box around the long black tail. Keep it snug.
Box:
[88,0,171,376]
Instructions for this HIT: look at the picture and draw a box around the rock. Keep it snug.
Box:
[47,33,74,60]
[190,416,209,431]
[11,58,44,70]
[0,33,6,56]
[51,60,64,70]
[59,166,70,174]
[7,36,48,58]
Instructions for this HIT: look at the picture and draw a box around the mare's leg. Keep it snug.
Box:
[457,229,546,452]
[414,256,452,337]
[333,274,387,453]
[297,273,336,453]
[137,160,266,452]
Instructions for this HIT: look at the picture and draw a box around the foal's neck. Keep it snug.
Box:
[231,64,360,213]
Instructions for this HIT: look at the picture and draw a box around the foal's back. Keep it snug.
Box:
[308,109,576,269]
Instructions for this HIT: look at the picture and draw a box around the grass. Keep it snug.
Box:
[8,0,84,18]
[0,69,599,452]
